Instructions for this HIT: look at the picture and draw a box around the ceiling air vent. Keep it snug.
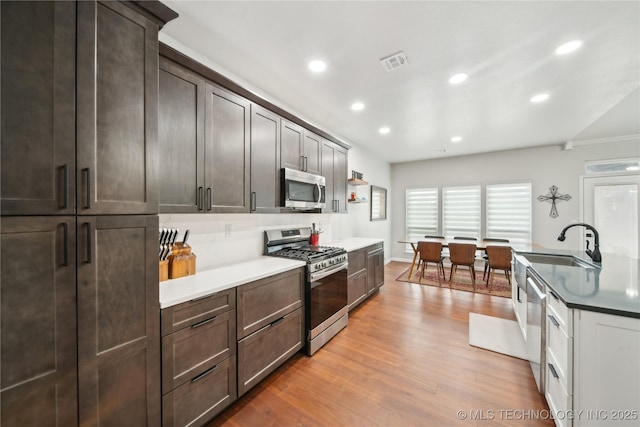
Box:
[380,51,409,72]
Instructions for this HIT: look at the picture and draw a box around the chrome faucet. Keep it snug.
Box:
[557,223,602,263]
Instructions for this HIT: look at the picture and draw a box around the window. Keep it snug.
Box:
[405,188,438,251]
[443,185,481,239]
[486,183,532,244]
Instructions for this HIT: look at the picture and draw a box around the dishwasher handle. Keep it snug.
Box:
[527,277,546,300]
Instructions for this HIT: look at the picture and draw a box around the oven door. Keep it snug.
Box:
[280,168,326,209]
[307,264,348,354]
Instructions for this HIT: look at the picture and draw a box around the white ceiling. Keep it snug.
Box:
[161,1,640,163]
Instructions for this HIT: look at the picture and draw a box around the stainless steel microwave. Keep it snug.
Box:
[280,168,326,210]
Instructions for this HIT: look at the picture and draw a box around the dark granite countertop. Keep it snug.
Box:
[515,249,640,318]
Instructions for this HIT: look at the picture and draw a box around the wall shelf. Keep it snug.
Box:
[348,178,369,186]
[348,198,367,204]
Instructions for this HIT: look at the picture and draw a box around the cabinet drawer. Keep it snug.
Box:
[547,307,573,394]
[237,308,303,397]
[546,355,572,427]
[547,288,571,335]
[367,242,384,255]
[347,248,367,275]
[162,310,236,393]
[162,288,235,335]
[237,267,304,339]
[347,269,368,310]
[162,356,236,427]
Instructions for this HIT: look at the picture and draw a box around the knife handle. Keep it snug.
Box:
[197,187,204,211]
[207,187,213,211]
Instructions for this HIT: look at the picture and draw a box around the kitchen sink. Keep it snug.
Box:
[522,253,598,268]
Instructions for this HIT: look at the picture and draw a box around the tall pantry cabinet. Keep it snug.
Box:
[0,1,177,426]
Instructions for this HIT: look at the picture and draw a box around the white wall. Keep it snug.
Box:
[390,139,640,261]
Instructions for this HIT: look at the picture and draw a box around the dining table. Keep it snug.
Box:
[398,238,530,279]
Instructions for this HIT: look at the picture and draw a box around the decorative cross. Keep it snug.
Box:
[537,185,571,218]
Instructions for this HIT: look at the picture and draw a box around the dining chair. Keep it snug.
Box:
[448,242,478,286]
[417,241,445,283]
[482,238,510,280]
[485,245,512,289]
[417,235,446,270]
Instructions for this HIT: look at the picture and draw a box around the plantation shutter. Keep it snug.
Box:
[443,185,481,239]
[405,188,438,252]
[486,183,532,245]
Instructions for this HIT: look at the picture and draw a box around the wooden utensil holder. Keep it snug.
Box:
[168,243,196,279]
[159,259,170,282]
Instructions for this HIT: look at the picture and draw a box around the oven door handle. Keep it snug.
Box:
[309,262,348,282]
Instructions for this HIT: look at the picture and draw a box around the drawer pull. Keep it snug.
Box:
[191,365,217,383]
[548,314,560,327]
[548,363,559,379]
[549,290,560,301]
[191,316,217,329]
[269,316,285,328]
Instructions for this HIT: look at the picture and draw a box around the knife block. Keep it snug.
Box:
[159,259,170,282]
[168,243,196,279]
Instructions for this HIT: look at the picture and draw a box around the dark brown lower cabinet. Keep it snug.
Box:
[0,216,78,427]
[236,268,304,397]
[162,357,237,427]
[237,308,304,396]
[367,243,385,295]
[347,247,368,310]
[161,289,237,427]
[76,215,160,426]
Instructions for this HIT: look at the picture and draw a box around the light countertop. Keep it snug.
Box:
[328,237,384,252]
[160,256,305,308]
[159,237,384,309]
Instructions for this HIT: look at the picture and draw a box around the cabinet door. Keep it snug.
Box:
[1,217,77,427]
[321,142,336,213]
[250,105,281,213]
[0,1,75,216]
[77,215,160,426]
[158,57,205,213]
[303,130,322,175]
[348,269,368,310]
[333,144,348,213]
[76,1,159,215]
[204,83,251,213]
[367,245,384,295]
[281,119,304,171]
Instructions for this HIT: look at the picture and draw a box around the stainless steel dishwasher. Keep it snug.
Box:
[526,267,546,394]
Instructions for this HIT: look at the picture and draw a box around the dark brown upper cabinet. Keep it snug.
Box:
[1,216,78,427]
[0,1,76,216]
[250,105,282,213]
[280,120,322,175]
[76,1,159,215]
[322,139,348,213]
[158,57,206,213]
[204,83,251,213]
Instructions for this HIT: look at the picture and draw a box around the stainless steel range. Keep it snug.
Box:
[264,227,348,355]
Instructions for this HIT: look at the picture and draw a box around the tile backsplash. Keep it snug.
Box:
[159,213,352,271]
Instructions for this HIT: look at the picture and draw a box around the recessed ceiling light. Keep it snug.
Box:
[379,127,390,135]
[530,93,549,103]
[449,73,468,85]
[308,60,327,72]
[626,165,640,171]
[555,40,583,55]
[450,136,462,143]
[351,102,365,111]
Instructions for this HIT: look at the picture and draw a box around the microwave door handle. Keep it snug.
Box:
[315,183,321,203]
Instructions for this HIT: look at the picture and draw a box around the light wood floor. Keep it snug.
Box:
[207,261,554,427]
